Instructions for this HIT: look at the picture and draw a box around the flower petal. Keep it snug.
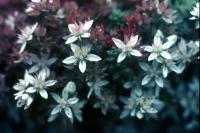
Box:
[160,51,172,59]
[83,20,93,31]
[19,43,27,54]
[38,69,47,81]
[51,93,62,103]
[112,38,125,49]
[65,36,78,44]
[51,106,62,115]
[162,35,177,50]
[39,89,48,99]
[45,80,57,87]
[162,65,168,78]
[144,46,153,52]
[25,71,35,84]
[155,76,164,88]
[86,54,102,62]
[130,50,142,56]
[26,87,36,93]
[68,24,76,33]
[67,97,79,105]
[127,35,139,46]
[81,33,90,38]
[64,106,73,118]
[154,30,163,45]
[148,53,158,61]
[79,61,86,73]
[141,75,152,85]
[62,56,77,64]
[117,52,127,63]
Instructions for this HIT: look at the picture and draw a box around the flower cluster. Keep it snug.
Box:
[0,0,197,132]
[13,69,57,109]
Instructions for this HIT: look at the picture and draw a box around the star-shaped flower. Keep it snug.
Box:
[65,20,94,44]
[17,23,38,53]
[144,30,177,61]
[62,44,101,73]
[48,81,85,123]
[112,35,142,63]
[13,71,34,109]
[25,69,57,99]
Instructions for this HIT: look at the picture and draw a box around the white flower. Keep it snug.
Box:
[62,44,101,73]
[48,81,84,123]
[189,3,199,20]
[25,69,57,99]
[144,30,177,61]
[139,62,164,88]
[65,20,94,44]
[112,35,142,63]
[13,71,34,109]
[156,58,182,78]
[120,89,163,119]
[17,23,38,53]
[87,78,109,99]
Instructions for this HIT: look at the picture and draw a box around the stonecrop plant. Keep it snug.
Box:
[0,0,199,132]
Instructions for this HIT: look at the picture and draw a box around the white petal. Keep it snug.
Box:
[79,61,86,73]
[127,35,139,46]
[25,71,35,84]
[38,69,47,81]
[67,97,79,105]
[51,93,62,103]
[22,94,29,100]
[64,107,73,118]
[112,38,125,49]
[163,66,168,78]
[62,81,76,99]
[65,36,78,44]
[162,35,177,50]
[26,97,33,108]
[68,24,76,33]
[26,87,36,93]
[81,33,91,38]
[51,106,62,115]
[130,50,142,56]
[144,46,153,52]
[154,30,163,45]
[155,76,164,88]
[19,43,27,53]
[86,54,102,62]
[148,53,158,61]
[117,52,127,63]
[29,65,39,73]
[141,75,152,85]
[62,56,77,64]
[45,80,57,87]
[39,89,48,99]
[83,20,94,31]
[160,51,172,59]
[178,39,187,54]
